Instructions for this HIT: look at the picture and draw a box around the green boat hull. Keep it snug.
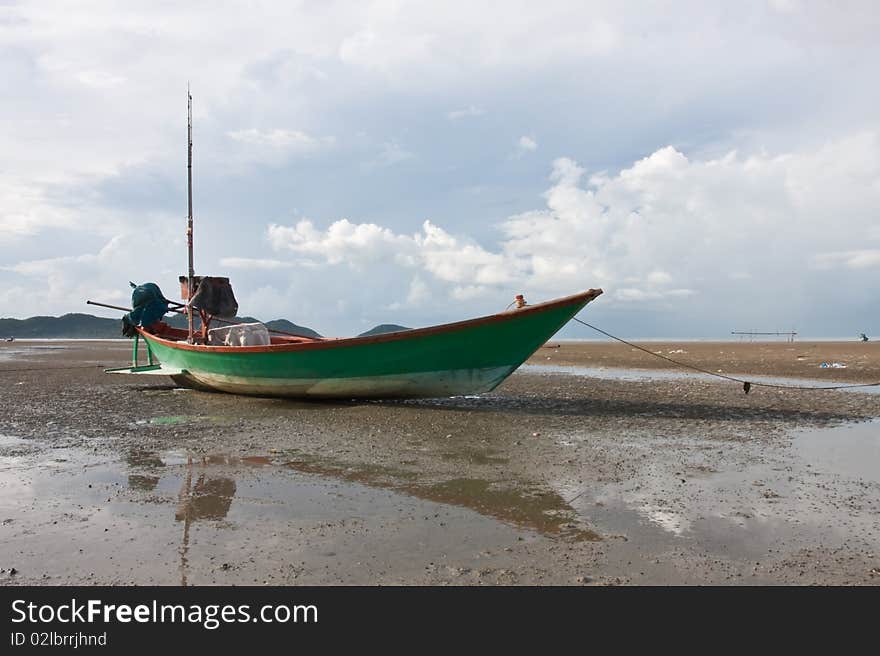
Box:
[133,289,602,399]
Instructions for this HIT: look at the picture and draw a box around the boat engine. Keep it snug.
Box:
[122,282,170,337]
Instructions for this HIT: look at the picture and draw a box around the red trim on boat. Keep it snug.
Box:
[138,288,603,354]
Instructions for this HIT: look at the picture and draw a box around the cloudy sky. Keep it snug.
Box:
[1,1,878,337]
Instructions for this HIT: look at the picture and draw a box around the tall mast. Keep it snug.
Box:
[186,86,195,343]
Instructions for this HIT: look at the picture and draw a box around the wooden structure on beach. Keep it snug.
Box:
[731,330,797,342]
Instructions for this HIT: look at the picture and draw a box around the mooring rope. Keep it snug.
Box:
[571,316,880,393]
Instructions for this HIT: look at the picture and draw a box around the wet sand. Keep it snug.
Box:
[532,340,880,383]
[1,339,879,585]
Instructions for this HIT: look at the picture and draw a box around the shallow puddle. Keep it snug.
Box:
[148,415,189,425]
[423,478,595,541]
[793,419,880,483]
[0,343,80,366]
[521,363,880,394]
[0,440,588,584]
[0,434,27,448]
[568,418,880,571]
[280,456,593,539]
[132,415,233,427]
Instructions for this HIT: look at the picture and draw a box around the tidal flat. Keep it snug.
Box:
[1,339,878,585]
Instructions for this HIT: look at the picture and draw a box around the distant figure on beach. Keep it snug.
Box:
[859,333,869,342]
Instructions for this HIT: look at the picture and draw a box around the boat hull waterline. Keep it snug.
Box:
[129,289,602,399]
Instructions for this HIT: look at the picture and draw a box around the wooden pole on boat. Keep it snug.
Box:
[186,86,195,344]
[87,300,133,313]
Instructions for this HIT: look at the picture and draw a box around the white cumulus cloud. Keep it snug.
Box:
[517,135,538,152]
[254,130,880,331]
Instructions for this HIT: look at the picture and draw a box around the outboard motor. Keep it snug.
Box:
[122,282,170,337]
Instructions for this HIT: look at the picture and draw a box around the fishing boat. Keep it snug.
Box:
[106,288,600,398]
[93,93,603,398]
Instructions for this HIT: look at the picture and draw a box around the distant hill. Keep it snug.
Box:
[164,314,321,338]
[0,313,321,339]
[358,324,411,337]
[264,319,322,339]
[0,313,120,339]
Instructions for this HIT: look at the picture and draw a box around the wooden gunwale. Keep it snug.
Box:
[137,288,602,354]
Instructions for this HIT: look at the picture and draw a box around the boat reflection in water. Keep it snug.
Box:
[175,458,237,522]
[174,456,238,585]
[126,448,165,492]
[123,447,594,584]
[126,450,239,585]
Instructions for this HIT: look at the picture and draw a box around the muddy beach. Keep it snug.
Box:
[1,339,878,585]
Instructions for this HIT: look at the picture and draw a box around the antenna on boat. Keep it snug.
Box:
[186,84,195,344]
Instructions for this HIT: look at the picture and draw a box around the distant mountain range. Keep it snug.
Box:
[0,313,409,339]
[163,314,322,339]
[0,313,124,339]
[357,324,411,337]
